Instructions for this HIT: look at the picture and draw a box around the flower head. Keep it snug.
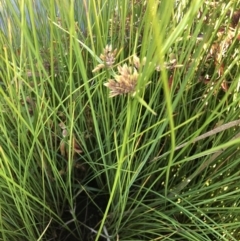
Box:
[92,45,117,72]
[104,64,139,97]
[131,54,146,69]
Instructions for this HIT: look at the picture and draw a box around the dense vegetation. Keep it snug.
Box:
[0,0,239,240]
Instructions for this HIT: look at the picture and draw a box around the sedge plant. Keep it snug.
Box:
[0,0,240,241]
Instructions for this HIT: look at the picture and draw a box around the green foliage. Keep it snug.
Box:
[0,0,240,240]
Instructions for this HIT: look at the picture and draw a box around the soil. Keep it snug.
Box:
[55,180,109,241]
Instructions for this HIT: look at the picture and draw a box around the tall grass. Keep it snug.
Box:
[0,0,240,240]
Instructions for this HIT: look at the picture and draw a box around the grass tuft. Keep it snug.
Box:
[0,0,240,240]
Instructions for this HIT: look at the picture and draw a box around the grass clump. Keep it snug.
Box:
[0,0,240,240]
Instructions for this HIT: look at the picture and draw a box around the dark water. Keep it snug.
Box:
[0,0,47,34]
[0,0,86,34]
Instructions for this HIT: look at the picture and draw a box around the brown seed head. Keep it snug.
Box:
[92,44,117,72]
[104,64,139,97]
